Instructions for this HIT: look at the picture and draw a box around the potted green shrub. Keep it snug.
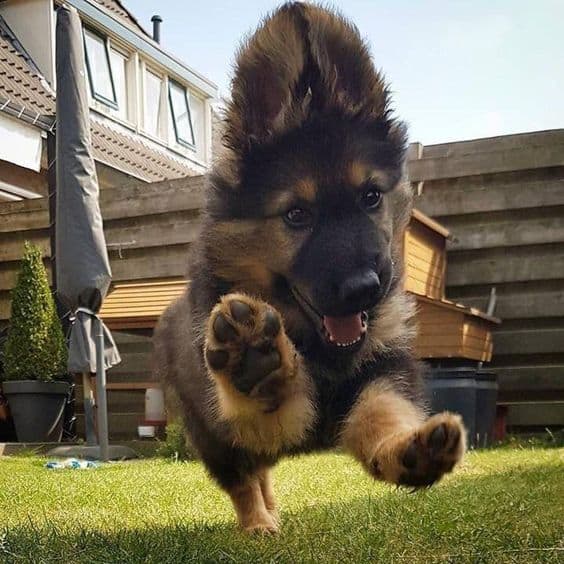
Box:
[2,242,69,442]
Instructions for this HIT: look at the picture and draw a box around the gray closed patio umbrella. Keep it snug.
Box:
[50,6,130,461]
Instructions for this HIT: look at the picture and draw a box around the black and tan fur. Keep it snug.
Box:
[154,2,465,533]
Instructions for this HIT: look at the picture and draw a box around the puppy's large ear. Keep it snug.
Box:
[303,4,390,120]
[224,5,308,152]
[224,3,395,154]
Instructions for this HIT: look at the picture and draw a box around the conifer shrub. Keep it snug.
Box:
[3,242,67,381]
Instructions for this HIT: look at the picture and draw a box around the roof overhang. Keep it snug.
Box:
[63,0,218,98]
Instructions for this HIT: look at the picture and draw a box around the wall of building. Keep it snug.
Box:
[408,129,564,428]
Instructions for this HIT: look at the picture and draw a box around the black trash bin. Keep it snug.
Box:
[425,367,498,449]
[475,371,498,447]
[425,368,477,447]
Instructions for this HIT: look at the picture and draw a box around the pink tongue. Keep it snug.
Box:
[323,313,363,344]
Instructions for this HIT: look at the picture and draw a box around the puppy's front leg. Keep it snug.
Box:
[204,293,315,455]
[340,381,466,488]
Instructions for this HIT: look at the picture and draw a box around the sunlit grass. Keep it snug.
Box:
[1,440,563,563]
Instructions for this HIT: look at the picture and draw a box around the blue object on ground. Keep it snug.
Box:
[45,458,99,470]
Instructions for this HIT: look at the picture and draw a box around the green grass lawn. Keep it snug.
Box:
[0,440,563,563]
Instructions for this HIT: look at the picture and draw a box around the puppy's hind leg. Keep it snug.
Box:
[227,473,279,534]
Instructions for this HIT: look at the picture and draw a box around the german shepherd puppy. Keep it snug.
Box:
[154,2,465,533]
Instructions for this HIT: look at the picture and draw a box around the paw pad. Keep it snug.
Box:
[205,296,287,398]
[396,414,465,489]
[213,313,238,343]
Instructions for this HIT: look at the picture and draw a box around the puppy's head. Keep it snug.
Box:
[206,2,413,358]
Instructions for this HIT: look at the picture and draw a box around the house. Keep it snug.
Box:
[0,0,218,203]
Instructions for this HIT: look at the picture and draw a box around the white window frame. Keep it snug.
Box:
[141,62,168,141]
[108,45,129,121]
[168,79,195,148]
[83,27,118,109]
[83,28,133,124]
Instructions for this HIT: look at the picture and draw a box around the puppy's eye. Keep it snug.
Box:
[284,207,313,228]
[361,188,382,210]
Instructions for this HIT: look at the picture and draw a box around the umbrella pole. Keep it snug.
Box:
[82,372,97,445]
[95,316,109,461]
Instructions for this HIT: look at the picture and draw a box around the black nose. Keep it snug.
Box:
[338,270,381,311]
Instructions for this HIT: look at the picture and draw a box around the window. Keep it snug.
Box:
[84,29,116,107]
[190,94,205,160]
[144,69,163,137]
[109,49,127,119]
[168,80,195,147]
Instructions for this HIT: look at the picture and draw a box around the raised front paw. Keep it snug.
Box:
[374,413,466,489]
[205,294,294,411]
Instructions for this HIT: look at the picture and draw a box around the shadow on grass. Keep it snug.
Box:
[2,463,563,564]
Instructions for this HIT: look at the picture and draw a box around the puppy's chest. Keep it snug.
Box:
[306,365,373,448]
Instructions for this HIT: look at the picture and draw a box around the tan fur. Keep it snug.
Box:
[341,381,466,485]
[258,468,278,520]
[207,220,299,292]
[228,476,278,533]
[294,177,317,202]
[340,380,424,470]
[375,412,466,484]
[348,161,392,190]
[206,294,316,455]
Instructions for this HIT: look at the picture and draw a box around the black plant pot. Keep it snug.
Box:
[3,380,70,442]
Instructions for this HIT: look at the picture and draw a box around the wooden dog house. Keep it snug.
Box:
[404,209,448,300]
[403,210,500,362]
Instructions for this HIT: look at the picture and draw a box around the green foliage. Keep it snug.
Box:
[3,242,67,381]
[156,419,195,461]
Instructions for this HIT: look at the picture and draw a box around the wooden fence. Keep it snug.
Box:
[408,129,564,428]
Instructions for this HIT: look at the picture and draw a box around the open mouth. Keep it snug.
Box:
[322,311,368,349]
[291,285,368,352]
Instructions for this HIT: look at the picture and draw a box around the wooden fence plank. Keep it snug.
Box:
[416,177,564,217]
[447,246,564,286]
[495,366,564,391]
[445,216,564,251]
[450,289,564,320]
[409,144,564,181]
[494,328,564,356]
[418,130,564,159]
[506,402,564,426]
